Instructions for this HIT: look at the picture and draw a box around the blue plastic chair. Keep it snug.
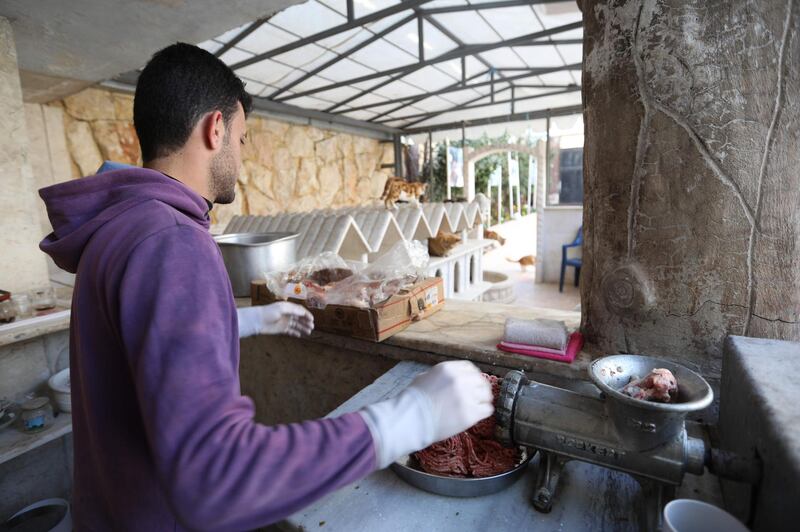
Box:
[559,226,583,293]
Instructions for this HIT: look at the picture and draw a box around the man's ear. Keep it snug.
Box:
[203,110,225,151]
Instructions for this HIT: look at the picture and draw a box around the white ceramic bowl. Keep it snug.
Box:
[663,499,748,532]
[48,368,71,413]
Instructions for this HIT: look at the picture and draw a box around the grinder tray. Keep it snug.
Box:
[390,448,532,498]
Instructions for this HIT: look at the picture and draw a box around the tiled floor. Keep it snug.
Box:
[483,214,581,312]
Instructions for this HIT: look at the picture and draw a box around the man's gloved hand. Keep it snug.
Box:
[237,302,314,338]
[359,360,494,469]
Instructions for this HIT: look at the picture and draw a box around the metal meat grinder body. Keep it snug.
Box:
[496,355,715,531]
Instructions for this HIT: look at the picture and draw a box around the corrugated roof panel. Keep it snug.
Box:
[439,87,488,105]
[317,0,347,16]
[400,65,460,92]
[362,10,413,34]
[315,57,376,81]
[429,12,497,44]
[514,91,582,113]
[289,95,342,109]
[270,0,347,38]
[347,38,417,71]
[513,45,569,68]
[241,78,267,96]
[536,70,581,86]
[308,85,368,103]
[515,86,561,98]
[216,23,250,44]
[410,102,511,127]
[287,74,341,93]
[235,58,297,86]
[405,95,463,113]
[344,109,380,120]
[237,24,297,54]
[197,40,223,54]
[424,0,466,8]
[219,47,255,66]
[481,6,544,40]
[372,79,425,99]
[556,44,583,65]
[273,44,340,72]
[532,2,582,29]
[421,19,460,56]
[476,48,527,69]
[316,27,374,50]
[354,0,402,18]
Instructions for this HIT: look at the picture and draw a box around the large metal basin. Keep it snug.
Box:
[214,232,297,297]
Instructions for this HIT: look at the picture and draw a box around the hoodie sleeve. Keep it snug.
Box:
[118,224,377,531]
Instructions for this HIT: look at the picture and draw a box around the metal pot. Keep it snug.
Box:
[214,232,298,297]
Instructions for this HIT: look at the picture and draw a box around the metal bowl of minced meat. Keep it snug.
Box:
[391,448,533,498]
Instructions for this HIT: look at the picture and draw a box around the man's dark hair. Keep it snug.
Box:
[134,42,253,162]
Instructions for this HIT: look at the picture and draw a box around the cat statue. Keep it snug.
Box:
[380,177,427,209]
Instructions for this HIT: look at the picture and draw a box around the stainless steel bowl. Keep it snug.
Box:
[390,448,532,497]
[590,355,714,450]
[214,232,297,297]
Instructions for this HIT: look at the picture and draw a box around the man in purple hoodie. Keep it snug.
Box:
[39,43,493,531]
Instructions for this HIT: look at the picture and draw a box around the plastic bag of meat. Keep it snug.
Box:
[620,368,678,403]
[413,374,520,478]
[325,241,430,308]
[263,252,354,308]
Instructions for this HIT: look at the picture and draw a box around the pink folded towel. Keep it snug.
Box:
[497,332,584,363]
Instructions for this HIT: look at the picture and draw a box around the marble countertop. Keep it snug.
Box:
[281,361,721,532]
[290,299,594,385]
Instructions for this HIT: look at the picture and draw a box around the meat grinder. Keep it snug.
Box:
[496,354,760,531]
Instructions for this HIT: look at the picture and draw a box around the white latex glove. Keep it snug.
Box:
[359,360,494,469]
[237,302,314,338]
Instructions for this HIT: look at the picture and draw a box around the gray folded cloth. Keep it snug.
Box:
[503,318,568,351]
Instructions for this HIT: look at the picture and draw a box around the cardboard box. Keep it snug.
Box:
[251,277,445,342]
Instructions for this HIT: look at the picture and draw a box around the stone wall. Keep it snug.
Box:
[36,86,394,229]
[0,17,51,293]
[581,0,800,380]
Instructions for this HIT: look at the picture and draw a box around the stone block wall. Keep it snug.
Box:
[581,0,800,382]
[30,87,395,230]
[0,17,51,293]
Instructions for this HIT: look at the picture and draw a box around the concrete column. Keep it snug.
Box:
[581,0,800,379]
[0,17,50,293]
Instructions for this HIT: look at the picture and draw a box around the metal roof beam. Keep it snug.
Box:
[266,12,417,99]
[376,87,581,124]
[332,63,580,114]
[362,68,491,120]
[399,85,511,129]
[401,104,584,134]
[105,72,401,139]
[421,0,576,16]
[214,18,268,58]
[276,21,582,102]
[230,0,434,71]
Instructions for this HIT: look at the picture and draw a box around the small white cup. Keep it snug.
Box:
[663,499,748,532]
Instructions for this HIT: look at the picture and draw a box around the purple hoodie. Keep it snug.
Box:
[39,168,376,531]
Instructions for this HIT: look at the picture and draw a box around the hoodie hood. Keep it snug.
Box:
[39,168,210,273]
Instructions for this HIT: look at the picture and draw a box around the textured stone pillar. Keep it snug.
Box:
[581,0,800,379]
[0,17,50,293]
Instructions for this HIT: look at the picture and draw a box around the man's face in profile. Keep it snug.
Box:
[210,103,246,204]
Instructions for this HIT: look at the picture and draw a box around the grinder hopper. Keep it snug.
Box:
[589,355,714,451]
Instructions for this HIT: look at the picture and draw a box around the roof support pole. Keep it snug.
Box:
[394,134,403,177]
